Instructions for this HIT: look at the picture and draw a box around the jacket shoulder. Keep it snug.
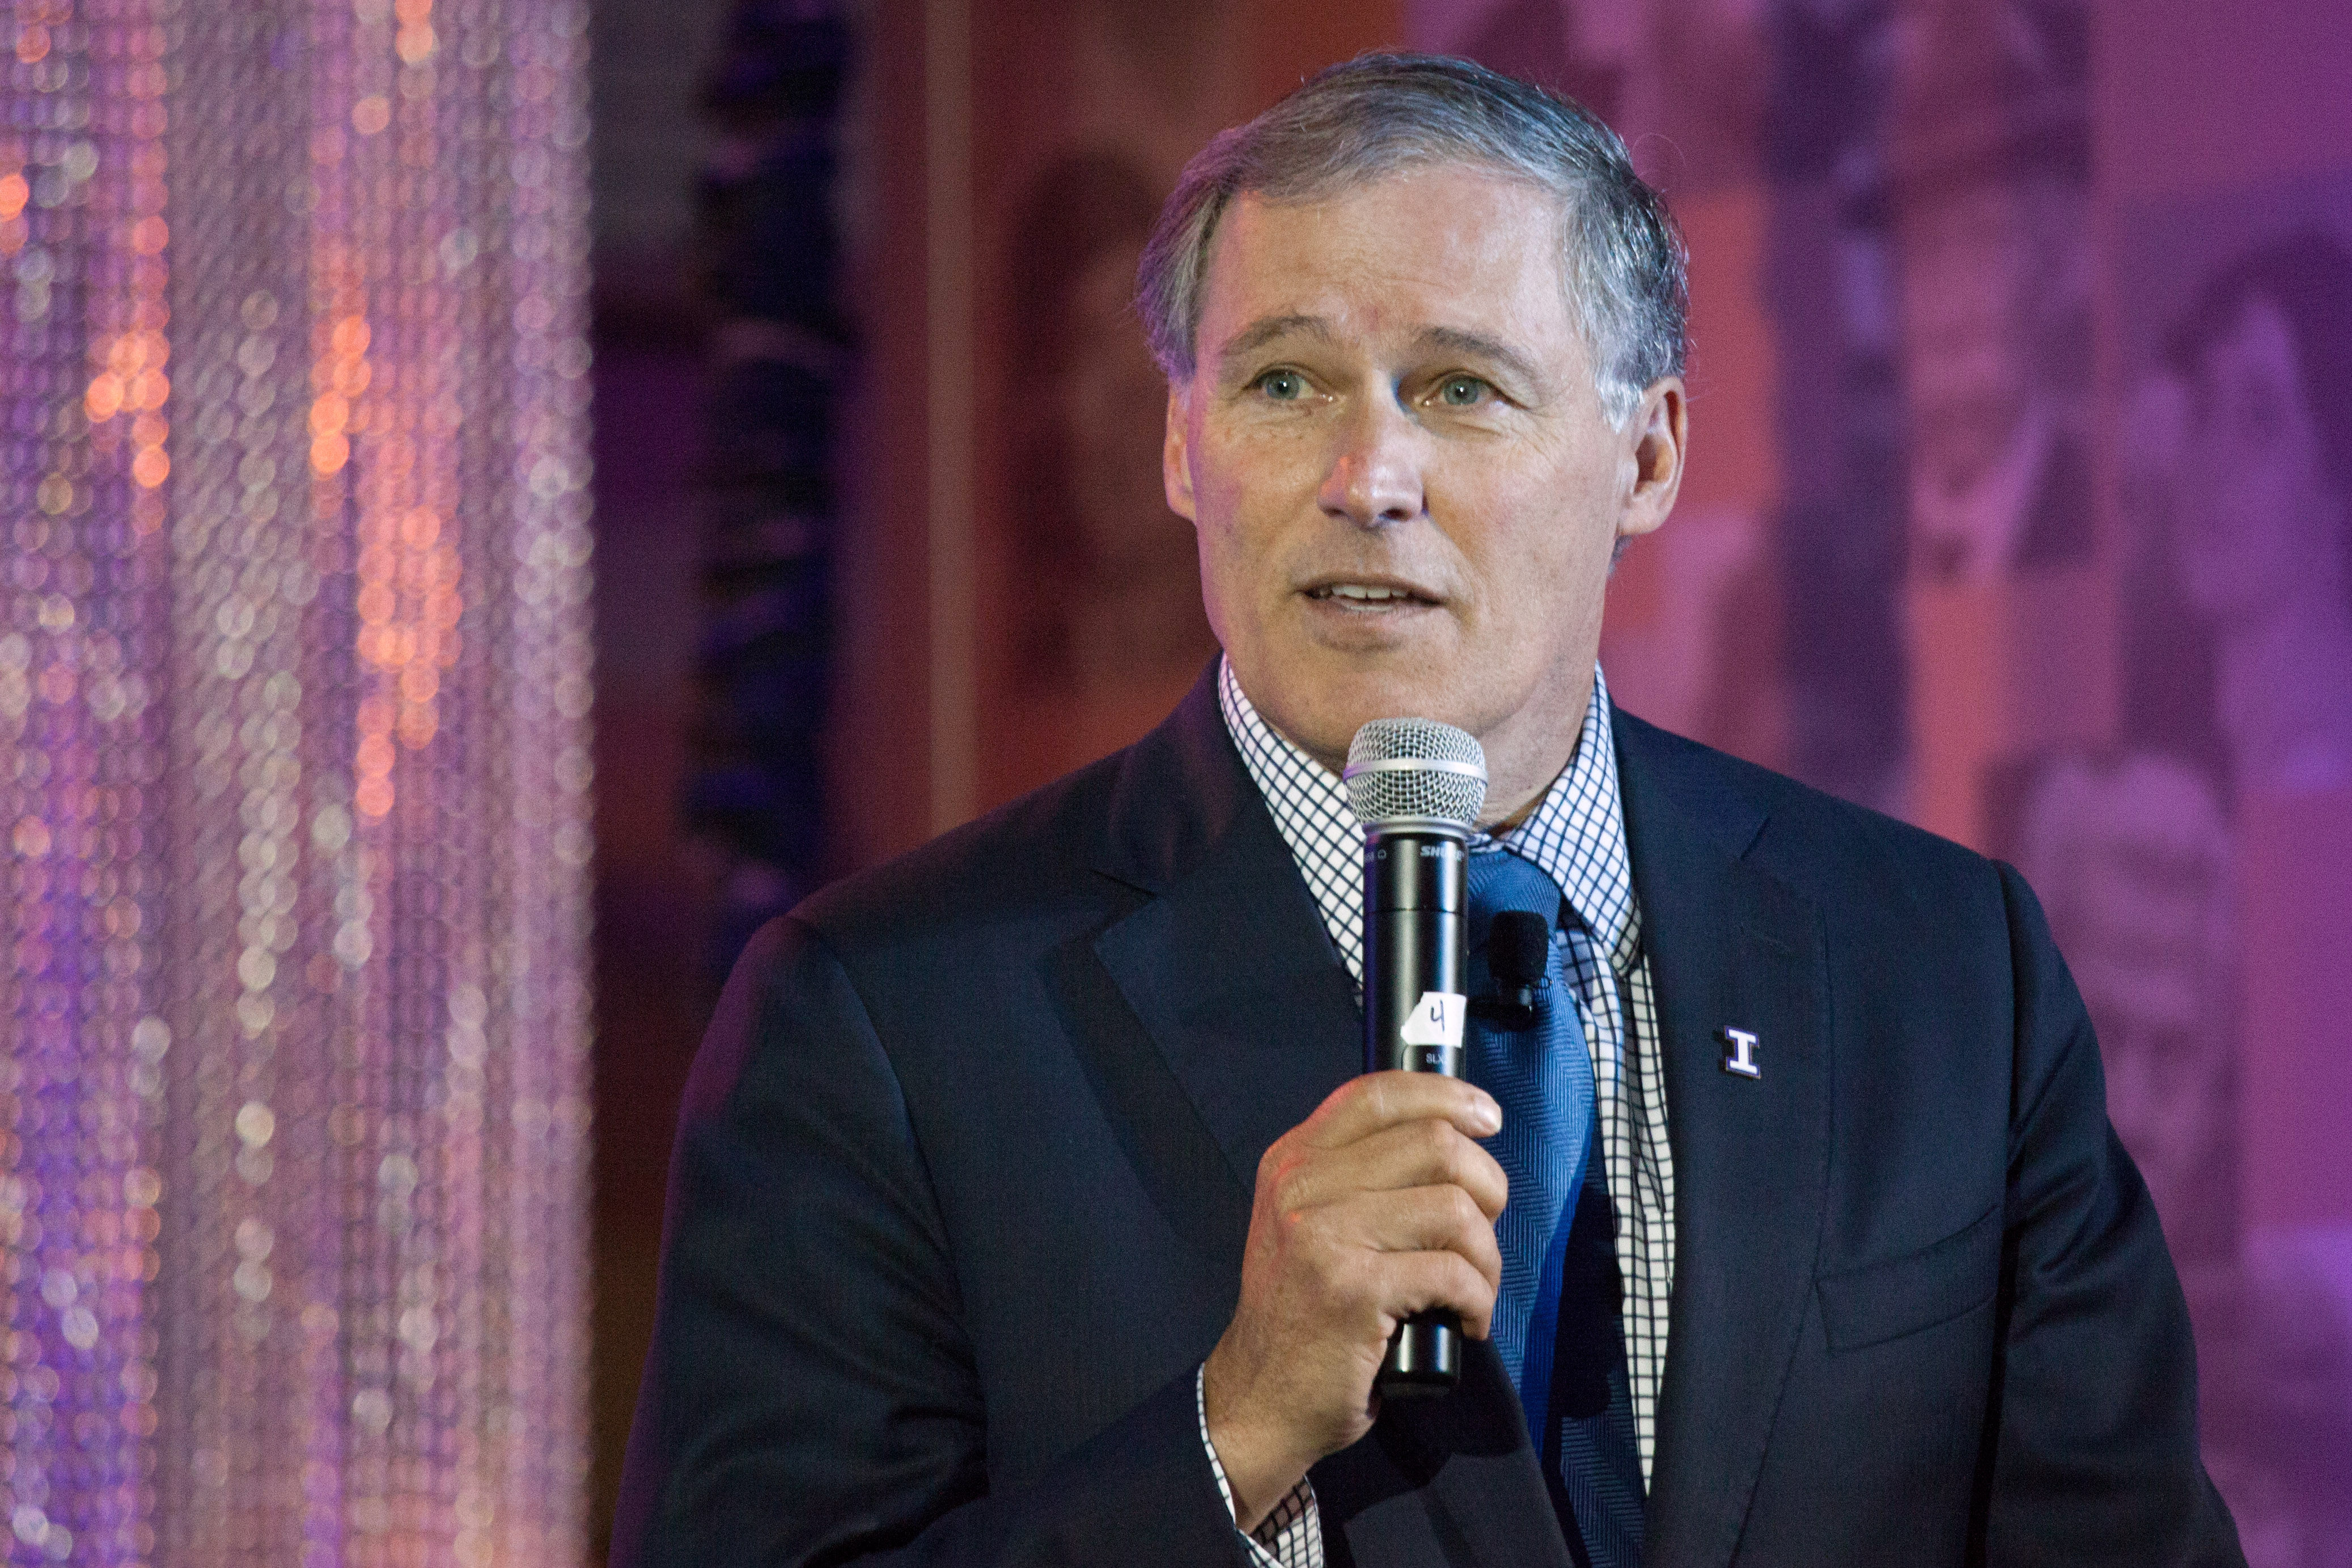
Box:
[1614,707,2010,919]
[787,745,1135,952]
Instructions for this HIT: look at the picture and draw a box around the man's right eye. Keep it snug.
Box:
[1255,369,1306,401]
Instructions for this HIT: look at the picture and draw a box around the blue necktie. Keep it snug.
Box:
[1465,850,1645,1567]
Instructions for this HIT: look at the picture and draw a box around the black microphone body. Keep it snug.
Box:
[1362,819,1469,1395]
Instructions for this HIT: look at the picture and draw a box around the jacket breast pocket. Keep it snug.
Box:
[1816,1201,2002,1354]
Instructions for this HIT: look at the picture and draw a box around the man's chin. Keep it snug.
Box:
[1249,663,1474,770]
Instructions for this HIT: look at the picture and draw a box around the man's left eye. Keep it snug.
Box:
[1435,376,1491,407]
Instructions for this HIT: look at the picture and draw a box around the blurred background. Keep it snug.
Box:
[587,0,2352,1558]
[2,0,2346,1562]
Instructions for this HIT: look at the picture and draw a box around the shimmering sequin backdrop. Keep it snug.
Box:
[2,3,594,1564]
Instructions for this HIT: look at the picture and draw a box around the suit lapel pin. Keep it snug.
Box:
[1719,1027,1761,1079]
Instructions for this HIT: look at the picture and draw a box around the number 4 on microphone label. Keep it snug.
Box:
[1400,991,1467,1048]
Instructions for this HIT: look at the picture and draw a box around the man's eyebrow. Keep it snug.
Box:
[1210,316,1554,395]
[1215,313,1334,376]
[1418,325,1549,393]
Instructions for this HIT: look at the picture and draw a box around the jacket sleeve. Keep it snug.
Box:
[1979,863,2245,1566]
[609,916,1255,1568]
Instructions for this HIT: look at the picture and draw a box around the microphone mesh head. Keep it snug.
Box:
[1343,718,1488,826]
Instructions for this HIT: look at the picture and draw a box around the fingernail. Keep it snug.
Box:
[1474,1095,1501,1133]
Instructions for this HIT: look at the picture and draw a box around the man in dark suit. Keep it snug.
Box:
[615,55,2241,1567]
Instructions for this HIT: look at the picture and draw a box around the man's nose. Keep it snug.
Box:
[1317,395,1426,528]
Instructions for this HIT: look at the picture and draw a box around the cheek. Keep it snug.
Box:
[1473,463,1614,603]
[1193,428,1319,552]
[1185,477,1278,646]
[1450,491,1613,690]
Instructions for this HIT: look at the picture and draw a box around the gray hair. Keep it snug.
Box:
[1137,53,1687,425]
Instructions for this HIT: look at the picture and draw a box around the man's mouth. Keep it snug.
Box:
[1304,582,1437,609]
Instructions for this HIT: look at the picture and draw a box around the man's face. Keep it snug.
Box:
[1163,164,1681,802]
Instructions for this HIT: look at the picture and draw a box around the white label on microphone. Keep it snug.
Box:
[1399,991,1467,1048]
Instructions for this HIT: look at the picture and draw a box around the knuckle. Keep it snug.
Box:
[1258,1134,1299,1183]
[1324,1249,1372,1309]
[1448,1185,1484,1231]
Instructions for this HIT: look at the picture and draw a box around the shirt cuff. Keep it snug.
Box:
[1195,1363,1325,1568]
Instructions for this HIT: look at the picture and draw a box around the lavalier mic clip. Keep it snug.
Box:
[1470,908,1551,1031]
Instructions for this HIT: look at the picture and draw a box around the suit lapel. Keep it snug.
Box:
[1081,668,1568,1566]
[1614,713,1832,1568]
[1084,670,1364,1203]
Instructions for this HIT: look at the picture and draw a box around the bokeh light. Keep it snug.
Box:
[2,2,593,1563]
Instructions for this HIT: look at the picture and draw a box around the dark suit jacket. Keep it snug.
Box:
[614,667,2243,1567]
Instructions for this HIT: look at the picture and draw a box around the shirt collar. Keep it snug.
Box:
[1217,655,1640,985]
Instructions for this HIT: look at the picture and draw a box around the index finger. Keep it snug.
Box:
[1303,1071,1501,1150]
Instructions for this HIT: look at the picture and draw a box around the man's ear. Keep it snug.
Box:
[1164,382,1198,524]
[1617,375,1687,545]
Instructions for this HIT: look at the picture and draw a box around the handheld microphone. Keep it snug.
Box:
[1344,718,1488,1398]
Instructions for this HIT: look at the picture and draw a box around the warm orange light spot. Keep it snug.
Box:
[370,435,416,480]
[394,0,434,21]
[310,433,350,475]
[351,96,391,137]
[332,358,371,397]
[135,371,168,410]
[398,664,439,705]
[130,217,168,255]
[355,583,395,628]
[15,24,50,64]
[86,375,124,422]
[131,413,167,447]
[395,23,435,65]
[0,218,24,256]
[354,777,394,819]
[131,448,169,489]
[330,316,371,357]
[396,705,437,749]
[400,508,440,548]
[0,173,26,219]
[355,734,395,778]
[309,394,349,437]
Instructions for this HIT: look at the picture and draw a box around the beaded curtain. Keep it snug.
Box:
[2,2,594,1565]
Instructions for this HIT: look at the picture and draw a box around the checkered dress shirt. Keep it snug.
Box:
[1200,657,1677,1568]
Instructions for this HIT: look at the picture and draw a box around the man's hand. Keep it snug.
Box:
[1201,1071,1507,1532]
